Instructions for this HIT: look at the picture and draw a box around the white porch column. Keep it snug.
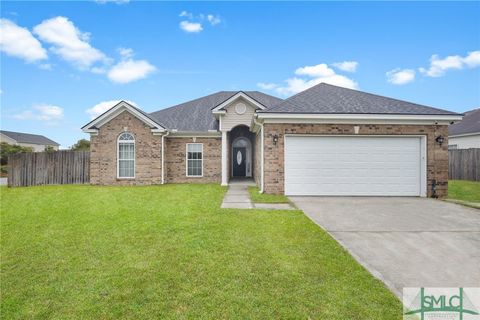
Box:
[221,130,228,186]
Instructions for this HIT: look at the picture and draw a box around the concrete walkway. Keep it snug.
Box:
[290,196,480,298]
[221,180,295,210]
[221,180,254,209]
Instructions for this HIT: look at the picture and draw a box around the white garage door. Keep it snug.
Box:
[285,136,424,196]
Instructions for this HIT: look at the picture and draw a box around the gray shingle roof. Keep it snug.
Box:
[449,108,480,136]
[0,130,59,146]
[261,83,459,115]
[149,91,283,131]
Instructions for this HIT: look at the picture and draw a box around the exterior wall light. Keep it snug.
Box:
[435,135,445,146]
[273,134,279,145]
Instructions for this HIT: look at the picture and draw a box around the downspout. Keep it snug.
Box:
[253,116,264,193]
[161,131,170,184]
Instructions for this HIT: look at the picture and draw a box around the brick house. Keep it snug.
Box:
[82,83,462,198]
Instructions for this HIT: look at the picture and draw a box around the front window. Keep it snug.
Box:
[187,143,203,177]
[118,132,135,178]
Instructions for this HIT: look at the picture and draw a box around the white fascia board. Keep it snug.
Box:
[256,113,463,125]
[449,132,480,138]
[81,101,166,133]
[212,92,266,112]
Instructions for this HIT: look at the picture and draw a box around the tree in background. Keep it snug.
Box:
[44,145,56,153]
[70,139,90,151]
[0,142,33,176]
[1,142,33,166]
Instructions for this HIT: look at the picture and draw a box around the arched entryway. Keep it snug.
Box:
[232,137,252,177]
[229,125,254,178]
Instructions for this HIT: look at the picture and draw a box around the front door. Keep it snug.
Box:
[232,147,246,177]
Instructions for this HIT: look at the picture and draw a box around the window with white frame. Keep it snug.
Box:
[118,132,135,178]
[187,143,203,177]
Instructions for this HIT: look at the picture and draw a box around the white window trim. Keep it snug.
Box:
[186,143,204,178]
[117,133,135,179]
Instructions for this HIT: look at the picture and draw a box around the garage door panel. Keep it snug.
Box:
[285,136,422,196]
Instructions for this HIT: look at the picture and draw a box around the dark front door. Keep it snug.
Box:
[232,147,246,177]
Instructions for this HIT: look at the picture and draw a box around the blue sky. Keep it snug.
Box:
[1,1,479,148]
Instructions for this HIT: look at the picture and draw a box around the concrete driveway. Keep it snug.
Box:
[290,197,480,298]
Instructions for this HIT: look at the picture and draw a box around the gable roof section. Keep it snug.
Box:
[211,91,281,112]
[82,101,166,133]
[0,130,59,146]
[261,83,460,116]
[149,91,282,132]
[449,108,480,136]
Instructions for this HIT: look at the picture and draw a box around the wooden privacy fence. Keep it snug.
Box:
[8,151,90,187]
[449,148,480,181]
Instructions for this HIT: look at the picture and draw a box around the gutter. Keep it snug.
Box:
[161,131,170,184]
[448,132,480,138]
[253,116,264,193]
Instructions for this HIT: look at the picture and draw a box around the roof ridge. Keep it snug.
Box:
[265,82,459,115]
[1,129,49,137]
[319,83,458,115]
[149,91,236,115]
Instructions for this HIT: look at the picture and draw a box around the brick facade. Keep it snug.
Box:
[262,123,449,198]
[89,110,449,198]
[165,137,221,183]
[90,111,162,185]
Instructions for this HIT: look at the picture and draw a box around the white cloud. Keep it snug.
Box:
[207,14,221,26]
[179,21,203,33]
[332,61,358,72]
[13,105,64,122]
[386,68,415,85]
[259,63,358,96]
[178,12,220,32]
[257,82,278,90]
[295,63,336,78]
[33,16,107,69]
[419,50,480,77]
[118,47,133,59]
[107,59,156,84]
[179,11,193,19]
[463,51,480,67]
[86,100,136,119]
[0,19,48,63]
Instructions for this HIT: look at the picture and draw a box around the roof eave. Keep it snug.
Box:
[81,101,166,133]
[256,113,463,125]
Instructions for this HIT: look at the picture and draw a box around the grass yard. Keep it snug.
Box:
[448,180,480,203]
[1,184,401,319]
[248,186,290,203]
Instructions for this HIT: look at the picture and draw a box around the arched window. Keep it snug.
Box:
[118,132,135,178]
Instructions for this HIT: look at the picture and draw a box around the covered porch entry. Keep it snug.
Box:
[221,125,256,185]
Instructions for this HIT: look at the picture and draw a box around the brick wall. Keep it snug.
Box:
[90,111,162,185]
[263,123,449,198]
[165,137,221,183]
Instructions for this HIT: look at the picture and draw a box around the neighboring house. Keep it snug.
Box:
[448,108,480,149]
[82,83,462,198]
[0,130,60,152]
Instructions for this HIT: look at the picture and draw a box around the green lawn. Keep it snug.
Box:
[248,186,290,203]
[1,184,401,319]
[448,180,480,203]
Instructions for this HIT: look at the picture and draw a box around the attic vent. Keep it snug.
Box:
[235,103,246,115]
